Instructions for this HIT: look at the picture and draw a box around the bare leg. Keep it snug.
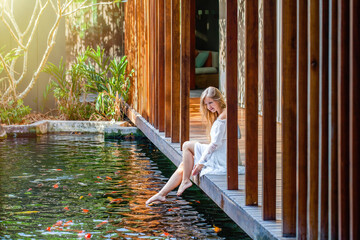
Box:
[177,142,196,196]
[146,141,196,204]
[145,164,183,204]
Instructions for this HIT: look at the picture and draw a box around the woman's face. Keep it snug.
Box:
[203,97,222,114]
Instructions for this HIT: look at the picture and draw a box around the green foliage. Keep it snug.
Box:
[43,56,94,120]
[84,46,133,120]
[43,46,133,121]
[0,99,31,125]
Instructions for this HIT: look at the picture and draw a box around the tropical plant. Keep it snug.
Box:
[43,56,93,120]
[0,99,31,125]
[84,46,133,120]
[44,46,133,120]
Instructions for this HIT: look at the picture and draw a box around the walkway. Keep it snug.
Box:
[126,97,293,240]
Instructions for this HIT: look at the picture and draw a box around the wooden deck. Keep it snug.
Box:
[126,97,294,240]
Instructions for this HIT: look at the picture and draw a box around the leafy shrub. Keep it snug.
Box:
[43,56,94,120]
[44,46,133,121]
[84,46,133,120]
[0,99,31,124]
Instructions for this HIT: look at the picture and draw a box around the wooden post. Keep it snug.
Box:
[338,0,350,239]
[164,0,172,138]
[319,0,329,238]
[262,0,277,220]
[328,0,338,237]
[308,0,320,238]
[146,0,150,121]
[350,1,360,239]
[180,0,194,148]
[245,0,258,206]
[296,0,308,238]
[149,0,155,125]
[226,0,238,190]
[158,0,165,132]
[171,0,180,143]
[281,0,297,236]
[154,0,158,129]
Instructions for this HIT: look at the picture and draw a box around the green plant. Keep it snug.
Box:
[44,46,133,121]
[84,46,133,120]
[43,56,94,120]
[0,99,31,125]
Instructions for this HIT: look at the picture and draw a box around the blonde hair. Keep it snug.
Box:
[200,86,226,138]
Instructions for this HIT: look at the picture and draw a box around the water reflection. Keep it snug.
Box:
[0,134,250,239]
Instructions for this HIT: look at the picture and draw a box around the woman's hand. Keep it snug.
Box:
[192,164,204,176]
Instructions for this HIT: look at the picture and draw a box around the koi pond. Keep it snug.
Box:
[0,134,250,239]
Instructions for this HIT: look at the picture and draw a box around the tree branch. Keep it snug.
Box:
[23,0,40,37]
[63,2,115,16]
[18,13,61,99]
[25,0,50,49]
[0,14,25,49]
[0,53,16,99]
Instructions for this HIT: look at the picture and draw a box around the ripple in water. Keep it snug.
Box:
[0,134,250,239]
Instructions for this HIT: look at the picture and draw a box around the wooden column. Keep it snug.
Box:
[180,0,194,147]
[308,0,320,238]
[329,0,338,238]
[158,0,165,132]
[319,0,329,238]
[149,0,155,125]
[296,0,308,238]
[262,0,277,220]
[139,0,146,119]
[338,0,350,239]
[350,1,360,239]
[245,0,258,206]
[281,0,297,236]
[146,0,150,121]
[154,0,158,129]
[164,0,172,137]
[226,0,238,190]
[171,0,180,143]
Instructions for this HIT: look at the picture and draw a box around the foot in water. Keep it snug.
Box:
[146,194,166,205]
[177,180,192,196]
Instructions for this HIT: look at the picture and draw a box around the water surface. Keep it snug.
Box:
[0,134,250,239]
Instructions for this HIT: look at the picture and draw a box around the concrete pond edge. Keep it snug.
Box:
[0,120,144,140]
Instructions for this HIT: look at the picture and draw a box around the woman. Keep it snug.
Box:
[146,86,227,205]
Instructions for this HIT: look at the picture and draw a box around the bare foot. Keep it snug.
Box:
[177,180,192,196]
[146,194,166,205]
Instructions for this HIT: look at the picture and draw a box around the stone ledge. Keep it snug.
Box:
[1,120,143,139]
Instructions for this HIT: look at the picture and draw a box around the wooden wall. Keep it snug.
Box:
[125,0,359,238]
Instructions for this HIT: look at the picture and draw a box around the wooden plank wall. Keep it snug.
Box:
[124,0,358,238]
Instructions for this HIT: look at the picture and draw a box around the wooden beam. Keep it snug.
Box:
[164,0,172,137]
[296,0,308,238]
[171,0,180,143]
[226,0,238,190]
[158,0,165,132]
[180,0,194,148]
[350,1,360,239]
[281,0,297,236]
[328,0,338,238]
[245,0,258,206]
[262,0,277,220]
[338,0,350,239]
[319,0,329,238]
[307,0,320,238]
